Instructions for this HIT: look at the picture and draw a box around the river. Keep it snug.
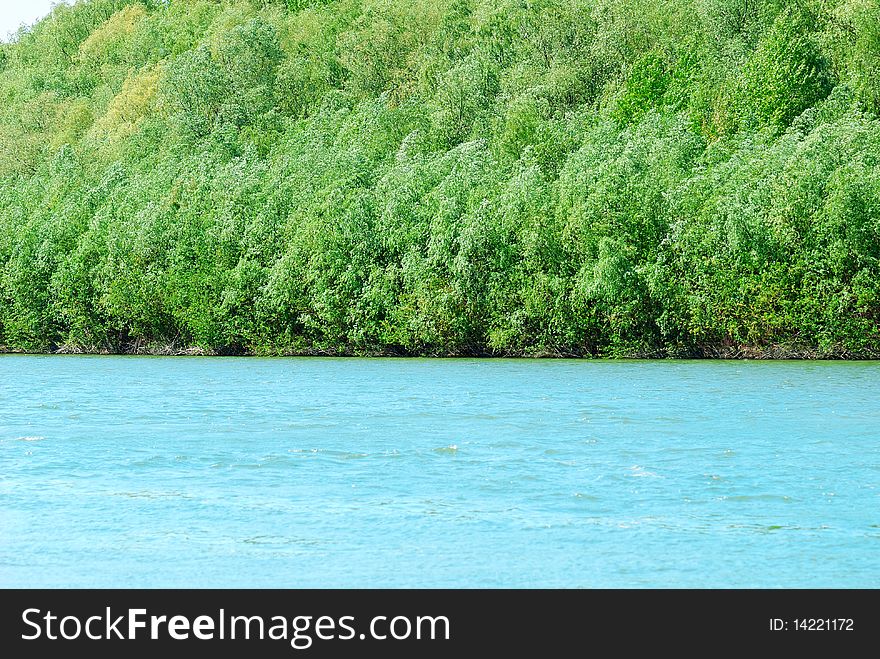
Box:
[1,356,877,587]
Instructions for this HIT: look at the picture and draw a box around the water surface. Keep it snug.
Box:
[1,356,877,587]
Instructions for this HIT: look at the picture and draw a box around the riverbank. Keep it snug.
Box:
[3,1,880,372]
[1,341,876,359]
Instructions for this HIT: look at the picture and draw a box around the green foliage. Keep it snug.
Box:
[613,51,672,125]
[729,7,834,133]
[0,0,878,356]
[827,1,880,114]
[159,45,227,137]
[429,54,498,147]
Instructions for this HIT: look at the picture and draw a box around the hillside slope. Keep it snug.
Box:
[1,0,879,356]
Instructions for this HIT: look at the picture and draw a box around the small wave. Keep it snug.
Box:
[116,490,190,501]
[16,436,46,442]
[289,449,368,459]
[337,452,370,460]
[721,494,793,502]
[629,465,660,478]
[433,445,459,454]
[243,536,293,546]
[726,523,825,533]
[243,536,324,547]
[129,456,167,466]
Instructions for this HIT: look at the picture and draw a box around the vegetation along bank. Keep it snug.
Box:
[1,0,879,357]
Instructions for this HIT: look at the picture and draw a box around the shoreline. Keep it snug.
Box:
[1,343,876,360]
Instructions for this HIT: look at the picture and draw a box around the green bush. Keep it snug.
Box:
[0,0,878,357]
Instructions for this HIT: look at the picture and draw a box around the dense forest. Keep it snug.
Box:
[0,0,878,357]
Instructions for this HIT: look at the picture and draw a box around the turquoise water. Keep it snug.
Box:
[0,356,878,588]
